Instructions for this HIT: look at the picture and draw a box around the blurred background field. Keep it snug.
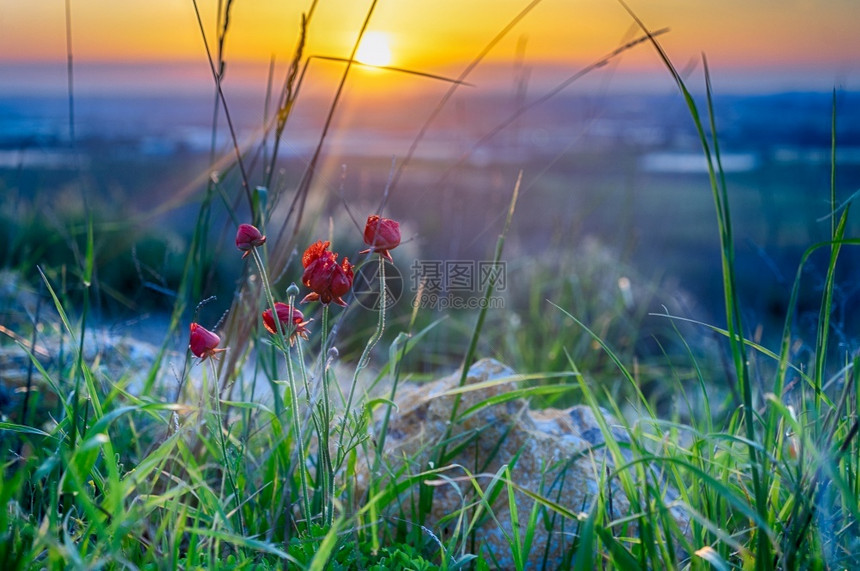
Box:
[3,89,859,352]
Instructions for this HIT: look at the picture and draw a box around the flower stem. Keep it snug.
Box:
[281,292,312,532]
[293,304,333,528]
[251,247,286,414]
[337,256,386,468]
[208,357,245,534]
[250,247,311,531]
[319,305,334,527]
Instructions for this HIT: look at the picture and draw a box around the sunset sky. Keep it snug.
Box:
[1,0,858,95]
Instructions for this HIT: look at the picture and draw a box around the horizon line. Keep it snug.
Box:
[1,59,857,97]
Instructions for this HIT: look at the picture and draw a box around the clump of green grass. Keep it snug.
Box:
[489,237,722,412]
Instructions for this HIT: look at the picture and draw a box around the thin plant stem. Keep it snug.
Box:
[250,247,285,414]
[250,249,279,335]
[368,332,410,555]
[264,5,315,192]
[387,0,544,196]
[69,216,93,453]
[319,304,334,526]
[64,0,75,150]
[268,0,377,283]
[208,357,244,534]
[293,323,328,526]
[443,174,519,447]
[281,295,312,532]
[435,27,668,186]
[191,0,252,213]
[17,283,44,452]
[249,247,311,530]
[345,256,387,554]
[320,303,331,415]
[337,256,386,469]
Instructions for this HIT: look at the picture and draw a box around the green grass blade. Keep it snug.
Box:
[308,518,342,571]
[0,422,55,438]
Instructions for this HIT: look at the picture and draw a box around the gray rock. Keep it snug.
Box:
[368,357,689,568]
[0,328,162,423]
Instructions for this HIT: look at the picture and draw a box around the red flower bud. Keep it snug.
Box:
[235,223,266,258]
[189,322,226,361]
[301,240,354,306]
[262,302,311,345]
[359,214,401,262]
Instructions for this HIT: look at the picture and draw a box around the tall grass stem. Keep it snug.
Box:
[250,247,311,530]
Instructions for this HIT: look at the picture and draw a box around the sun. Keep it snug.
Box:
[356,32,392,67]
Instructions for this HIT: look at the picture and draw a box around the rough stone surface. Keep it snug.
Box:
[0,329,161,424]
[369,358,689,569]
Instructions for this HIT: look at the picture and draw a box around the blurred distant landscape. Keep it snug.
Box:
[2,85,860,349]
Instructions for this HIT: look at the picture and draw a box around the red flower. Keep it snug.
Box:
[359,215,401,262]
[262,302,311,345]
[189,323,226,361]
[235,223,266,258]
[301,240,354,306]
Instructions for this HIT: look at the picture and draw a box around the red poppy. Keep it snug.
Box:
[235,223,266,258]
[301,240,354,306]
[262,302,311,345]
[189,323,226,361]
[359,215,401,262]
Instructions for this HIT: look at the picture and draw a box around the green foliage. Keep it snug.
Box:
[288,527,441,571]
[490,239,717,410]
[3,1,860,570]
[141,553,280,571]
